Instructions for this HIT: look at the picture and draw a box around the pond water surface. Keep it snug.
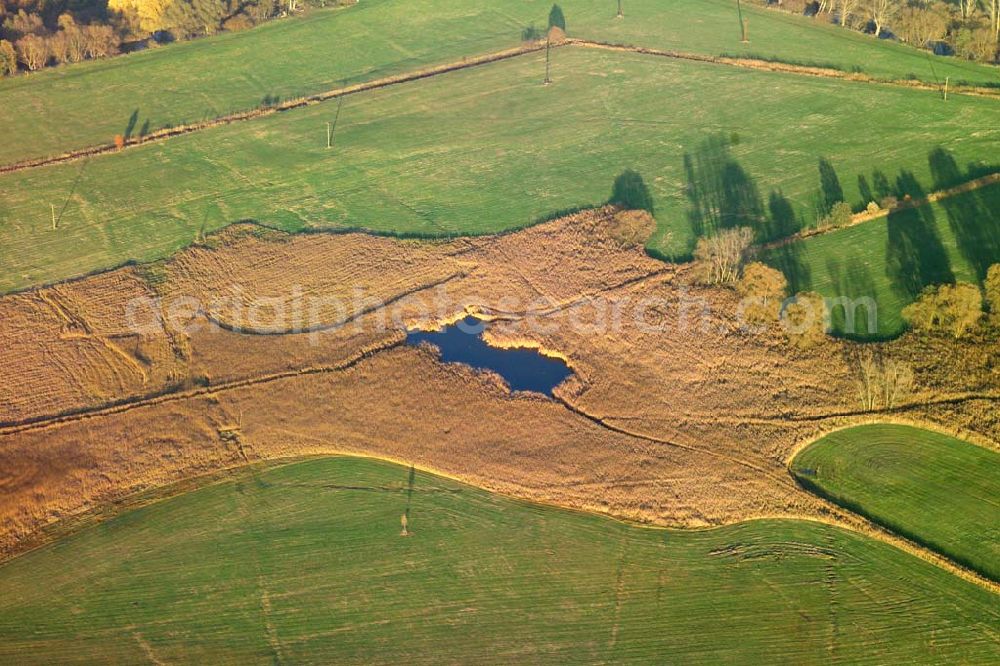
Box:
[405,316,572,396]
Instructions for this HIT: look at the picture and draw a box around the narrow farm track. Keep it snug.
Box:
[760,171,1000,251]
[3,37,996,177]
[570,39,1000,98]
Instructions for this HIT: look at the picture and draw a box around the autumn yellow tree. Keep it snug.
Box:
[781,291,828,348]
[985,264,1000,327]
[108,0,173,34]
[736,261,787,324]
[902,282,983,338]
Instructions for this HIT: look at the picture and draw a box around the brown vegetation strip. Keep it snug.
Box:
[760,171,1000,250]
[570,39,1000,99]
[4,37,997,175]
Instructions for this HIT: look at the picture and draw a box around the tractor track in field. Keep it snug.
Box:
[2,38,997,177]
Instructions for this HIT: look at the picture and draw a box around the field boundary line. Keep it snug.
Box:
[761,171,1000,250]
[4,37,997,176]
[569,39,1000,99]
[0,41,556,175]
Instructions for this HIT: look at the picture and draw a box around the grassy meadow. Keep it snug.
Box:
[765,182,1000,337]
[0,456,997,663]
[0,0,997,165]
[791,424,1000,581]
[2,47,998,294]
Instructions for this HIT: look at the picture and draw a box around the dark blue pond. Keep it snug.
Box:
[405,316,572,396]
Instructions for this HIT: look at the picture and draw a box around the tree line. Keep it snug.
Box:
[755,0,999,65]
[0,0,355,77]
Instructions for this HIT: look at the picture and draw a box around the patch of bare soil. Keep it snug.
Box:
[0,207,997,580]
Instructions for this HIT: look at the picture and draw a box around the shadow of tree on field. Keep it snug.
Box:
[609,169,654,213]
[766,240,811,294]
[124,109,139,140]
[826,255,879,337]
[765,189,800,240]
[885,170,954,300]
[682,134,768,244]
[928,147,1000,281]
[817,157,844,217]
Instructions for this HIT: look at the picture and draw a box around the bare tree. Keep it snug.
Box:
[15,34,48,71]
[989,0,1000,46]
[838,0,863,29]
[869,0,900,37]
[692,227,754,285]
[851,348,914,411]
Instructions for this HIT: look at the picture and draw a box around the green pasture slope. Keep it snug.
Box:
[765,182,1000,338]
[0,0,997,165]
[2,47,998,293]
[0,457,997,663]
[791,424,1000,581]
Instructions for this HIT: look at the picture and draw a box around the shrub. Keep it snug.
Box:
[865,201,881,215]
[818,201,853,229]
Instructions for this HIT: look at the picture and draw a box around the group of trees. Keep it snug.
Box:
[1,0,352,77]
[760,0,999,64]
[902,264,1000,337]
[1,11,118,72]
[690,227,828,346]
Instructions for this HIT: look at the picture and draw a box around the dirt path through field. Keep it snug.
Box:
[760,171,1000,251]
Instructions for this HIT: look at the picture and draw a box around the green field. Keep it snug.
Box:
[0,0,997,165]
[791,424,1000,581]
[2,47,998,294]
[0,456,997,663]
[765,182,1000,337]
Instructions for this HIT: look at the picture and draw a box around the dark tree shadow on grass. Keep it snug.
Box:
[928,147,1000,281]
[124,109,139,140]
[825,255,879,338]
[885,170,954,300]
[682,134,768,244]
[766,241,811,295]
[609,169,654,213]
[817,157,844,217]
